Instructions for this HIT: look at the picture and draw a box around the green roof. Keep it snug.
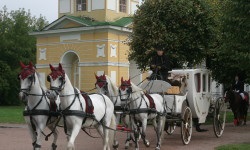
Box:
[67,15,133,27]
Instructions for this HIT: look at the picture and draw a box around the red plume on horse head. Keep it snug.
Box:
[20,61,26,69]
[58,63,63,71]
[121,77,131,84]
[20,61,35,70]
[49,64,55,71]
[19,61,35,80]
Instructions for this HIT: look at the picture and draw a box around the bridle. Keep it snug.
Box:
[119,82,133,110]
[47,70,66,92]
[95,78,109,96]
[18,68,39,103]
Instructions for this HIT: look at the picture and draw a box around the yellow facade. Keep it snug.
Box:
[31,0,142,91]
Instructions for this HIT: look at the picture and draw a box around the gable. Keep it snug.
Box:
[43,15,91,31]
[49,19,86,30]
[43,15,133,31]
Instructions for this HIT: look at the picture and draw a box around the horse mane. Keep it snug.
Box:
[105,75,119,96]
[131,82,143,94]
[35,72,47,91]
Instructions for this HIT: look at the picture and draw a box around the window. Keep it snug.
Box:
[202,74,206,92]
[208,75,211,92]
[119,0,127,13]
[76,0,86,11]
[195,73,201,93]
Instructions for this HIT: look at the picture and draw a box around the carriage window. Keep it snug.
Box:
[119,0,127,13]
[76,0,87,11]
[194,73,201,93]
[202,74,207,92]
[208,75,211,92]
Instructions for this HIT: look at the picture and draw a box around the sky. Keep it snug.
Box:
[0,0,58,23]
[0,0,142,24]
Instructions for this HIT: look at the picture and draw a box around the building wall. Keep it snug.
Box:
[58,0,139,22]
[36,28,130,91]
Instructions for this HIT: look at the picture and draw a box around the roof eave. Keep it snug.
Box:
[29,25,132,36]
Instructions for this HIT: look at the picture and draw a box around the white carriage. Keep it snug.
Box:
[141,68,226,145]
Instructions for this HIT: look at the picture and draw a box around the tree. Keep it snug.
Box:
[209,0,250,85]
[0,6,48,105]
[128,0,217,70]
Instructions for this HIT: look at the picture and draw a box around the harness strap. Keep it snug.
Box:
[129,108,157,114]
[23,110,50,116]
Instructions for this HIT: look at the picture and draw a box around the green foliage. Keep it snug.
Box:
[0,6,48,105]
[128,0,217,70]
[209,0,250,85]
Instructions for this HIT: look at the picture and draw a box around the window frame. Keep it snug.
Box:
[76,0,87,11]
[119,0,127,13]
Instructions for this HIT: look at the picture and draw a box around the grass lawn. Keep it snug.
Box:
[0,106,25,124]
[216,143,250,150]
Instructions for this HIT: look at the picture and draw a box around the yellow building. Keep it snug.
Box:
[30,0,143,91]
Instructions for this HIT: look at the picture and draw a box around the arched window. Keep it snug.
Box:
[119,0,127,13]
[76,0,86,11]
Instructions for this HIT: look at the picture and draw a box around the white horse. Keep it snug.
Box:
[18,62,59,150]
[95,73,132,149]
[119,77,166,150]
[46,63,116,150]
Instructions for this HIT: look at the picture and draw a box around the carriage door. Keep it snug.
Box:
[201,73,211,121]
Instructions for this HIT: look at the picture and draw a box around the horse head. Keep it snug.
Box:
[47,63,66,91]
[224,87,235,103]
[18,61,36,101]
[95,73,108,95]
[119,77,132,102]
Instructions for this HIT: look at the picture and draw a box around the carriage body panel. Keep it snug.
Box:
[169,69,212,123]
[164,93,188,114]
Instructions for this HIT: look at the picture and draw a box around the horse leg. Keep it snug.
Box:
[67,123,82,150]
[34,123,47,150]
[141,119,150,147]
[155,116,166,150]
[130,118,140,150]
[108,114,118,150]
[152,117,157,132]
[103,125,110,150]
[47,124,59,150]
[124,115,132,149]
[26,124,37,149]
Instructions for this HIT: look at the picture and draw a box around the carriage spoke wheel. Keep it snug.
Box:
[213,97,226,138]
[181,106,192,145]
[166,122,176,135]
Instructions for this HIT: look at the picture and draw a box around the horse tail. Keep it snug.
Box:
[108,113,117,148]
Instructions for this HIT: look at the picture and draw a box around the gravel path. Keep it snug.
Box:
[0,122,249,150]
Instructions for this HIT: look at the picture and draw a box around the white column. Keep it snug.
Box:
[116,0,119,13]
[88,0,91,12]
[71,0,74,14]
[128,0,131,14]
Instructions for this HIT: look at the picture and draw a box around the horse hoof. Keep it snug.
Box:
[145,141,150,147]
[113,142,119,149]
[52,143,57,150]
[155,147,160,150]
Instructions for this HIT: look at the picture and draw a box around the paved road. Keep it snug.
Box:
[0,123,249,150]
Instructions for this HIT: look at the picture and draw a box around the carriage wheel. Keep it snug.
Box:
[181,106,192,145]
[213,97,226,137]
[165,122,176,135]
